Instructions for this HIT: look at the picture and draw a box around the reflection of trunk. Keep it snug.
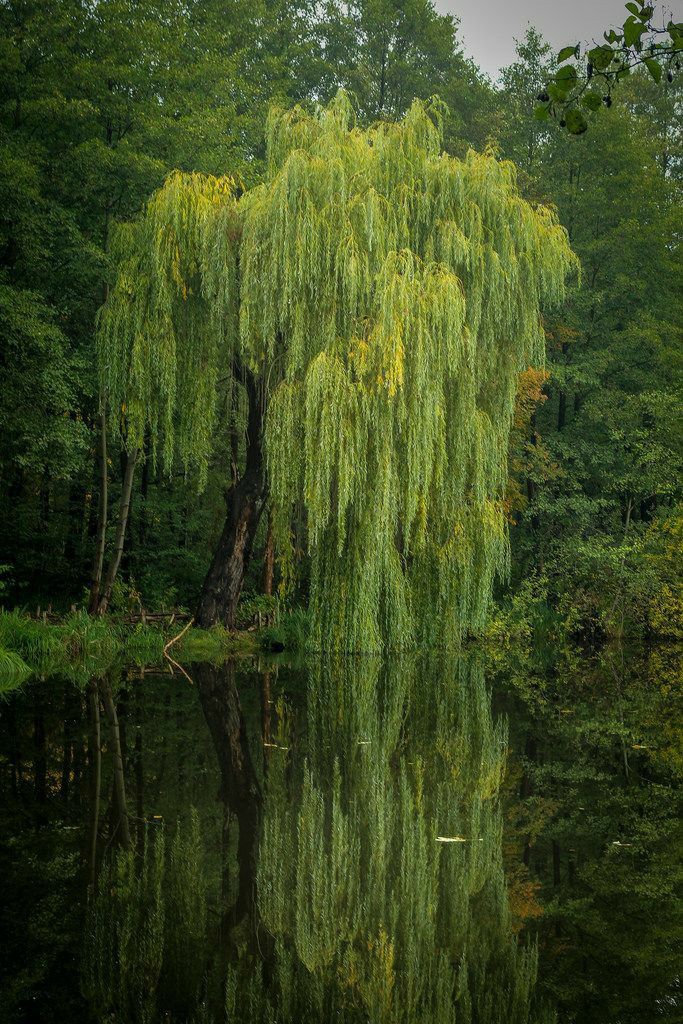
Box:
[60,713,71,801]
[7,703,21,797]
[34,711,47,804]
[133,686,145,849]
[262,669,272,749]
[196,662,261,924]
[87,680,102,886]
[97,448,138,615]
[100,677,131,850]
[196,372,264,628]
[134,730,145,851]
[261,666,275,785]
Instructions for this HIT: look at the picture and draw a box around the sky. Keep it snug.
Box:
[433,0,683,80]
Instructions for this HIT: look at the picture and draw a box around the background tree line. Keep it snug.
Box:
[0,0,680,639]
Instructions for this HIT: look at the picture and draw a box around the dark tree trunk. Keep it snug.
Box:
[97,447,138,615]
[196,371,264,628]
[89,410,108,614]
[196,661,261,926]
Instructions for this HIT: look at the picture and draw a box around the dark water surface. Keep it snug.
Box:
[0,649,680,1023]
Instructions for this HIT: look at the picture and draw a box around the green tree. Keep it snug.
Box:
[98,92,577,649]
[0,0,318,607]
[499,30,683,635]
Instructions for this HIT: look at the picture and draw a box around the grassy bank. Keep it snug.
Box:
[0,610,260,685]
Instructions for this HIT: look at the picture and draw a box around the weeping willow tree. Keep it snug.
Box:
[97,91,577,647]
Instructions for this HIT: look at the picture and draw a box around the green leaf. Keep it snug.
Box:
[551,64,579,100]
[644,58,662,83]
[581,93,603,111]
[558,45,578,62]
[565,109,588,135]
[623,17,646,47]
[556,64,578,81]
[624,2,640,14]
[589,45,615,71]
[534,104,550,121]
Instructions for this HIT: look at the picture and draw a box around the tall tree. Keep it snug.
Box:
[98,92,577,649]
[499,30,683,631]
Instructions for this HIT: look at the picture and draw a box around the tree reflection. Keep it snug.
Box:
[81,653,553,1023]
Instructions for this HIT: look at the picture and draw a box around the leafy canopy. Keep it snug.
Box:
[98,92,578,651]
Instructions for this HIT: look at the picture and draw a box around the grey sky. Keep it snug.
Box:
[433,0,683,80]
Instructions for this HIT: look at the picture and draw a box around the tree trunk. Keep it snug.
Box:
[196,372,264,628]
[97,447,138,615]
[89,410,108,614]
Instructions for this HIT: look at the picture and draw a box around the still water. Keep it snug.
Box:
[0,649,680,1023]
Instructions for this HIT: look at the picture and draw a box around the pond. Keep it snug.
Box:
[0,648,680,1023]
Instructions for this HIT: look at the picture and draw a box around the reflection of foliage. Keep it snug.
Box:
[255,655,551,1024]
[82,812,209,1024]
[0,646,31,690]
[498,643,683,1023]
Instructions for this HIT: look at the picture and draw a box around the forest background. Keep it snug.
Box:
[0,0,681,645]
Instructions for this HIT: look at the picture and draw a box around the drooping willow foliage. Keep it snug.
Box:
[98,91,578,650]
[258,94,578,650]
[98,172,240,489]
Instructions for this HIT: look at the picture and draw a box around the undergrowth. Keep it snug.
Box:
[0,610,260,682]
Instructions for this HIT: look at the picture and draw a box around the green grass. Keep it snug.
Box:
[174,624,259,662]
[0,609,261,680]
[0,646,32,692]
[259,607,310,652]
